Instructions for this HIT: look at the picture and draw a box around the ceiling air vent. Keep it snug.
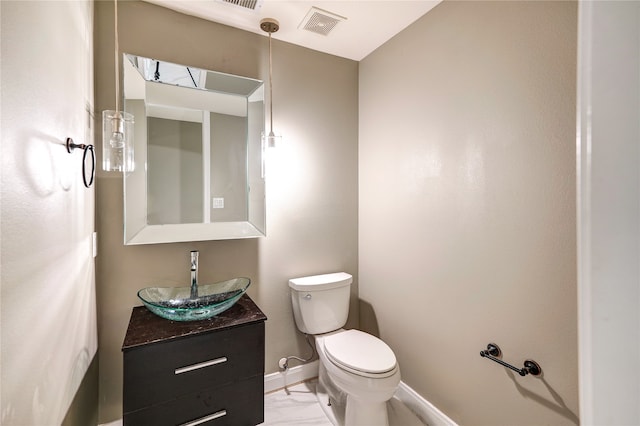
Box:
[298,7,346,36]
[217,0,263,11]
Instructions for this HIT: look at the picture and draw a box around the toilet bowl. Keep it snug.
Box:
[317,329,401,426]
[289,273,401,426]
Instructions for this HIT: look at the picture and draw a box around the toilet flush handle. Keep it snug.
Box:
[304,293,312,300]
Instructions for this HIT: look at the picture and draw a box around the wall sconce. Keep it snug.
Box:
[102,0,134,172]
[260,18,281,149]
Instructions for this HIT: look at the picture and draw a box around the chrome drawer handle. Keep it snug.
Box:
[180,409,227,426]
[174,356,228,375]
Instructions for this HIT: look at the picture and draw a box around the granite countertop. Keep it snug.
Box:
[122,294,267,351]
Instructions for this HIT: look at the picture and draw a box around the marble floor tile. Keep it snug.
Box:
[261,380,333,426]
[262,380,426,426]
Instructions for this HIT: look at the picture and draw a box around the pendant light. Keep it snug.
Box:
[260,18,281,149]
[102,0,134,172]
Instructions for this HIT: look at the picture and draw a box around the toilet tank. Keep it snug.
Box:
[289,272,352,335]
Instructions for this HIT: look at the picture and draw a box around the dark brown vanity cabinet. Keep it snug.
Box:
[122,295,267,425]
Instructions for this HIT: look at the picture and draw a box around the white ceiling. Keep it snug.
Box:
[143,0,441,61]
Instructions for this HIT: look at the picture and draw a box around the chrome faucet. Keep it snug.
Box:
[190,250,199,298]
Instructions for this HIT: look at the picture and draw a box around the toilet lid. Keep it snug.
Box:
[323,329,397,374]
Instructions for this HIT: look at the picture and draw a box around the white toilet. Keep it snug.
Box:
[289,272,401,426]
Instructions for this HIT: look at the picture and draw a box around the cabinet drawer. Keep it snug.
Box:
[123,374,264,426]
[124,322,264,413]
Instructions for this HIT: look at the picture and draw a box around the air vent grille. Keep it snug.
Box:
[299,7,346,36]
[218,0,263,11]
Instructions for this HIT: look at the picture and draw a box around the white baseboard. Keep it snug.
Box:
[395,381,458,426]
[264,362,457,426]
[264,360,320,393]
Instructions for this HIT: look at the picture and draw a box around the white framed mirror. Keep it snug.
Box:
[123,53,266,244]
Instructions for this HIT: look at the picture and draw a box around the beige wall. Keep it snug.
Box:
[94,1,358,422]
[359,1,578,424]
[1,1,97,424]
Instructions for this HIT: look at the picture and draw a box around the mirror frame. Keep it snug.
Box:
[122,53,266,244]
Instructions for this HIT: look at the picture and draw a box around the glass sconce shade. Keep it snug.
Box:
[102,110,134,172]
[261,130,281,178]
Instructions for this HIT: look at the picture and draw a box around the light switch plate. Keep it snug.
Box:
[212,197,224,209]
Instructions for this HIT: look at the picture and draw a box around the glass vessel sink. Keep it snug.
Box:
[137,277,250,321]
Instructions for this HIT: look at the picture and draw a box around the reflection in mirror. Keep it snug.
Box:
[123,54,266,244]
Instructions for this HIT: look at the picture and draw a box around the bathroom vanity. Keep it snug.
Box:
[121,294,266,425]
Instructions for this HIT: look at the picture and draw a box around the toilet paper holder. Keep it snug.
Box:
[479,343,542,377]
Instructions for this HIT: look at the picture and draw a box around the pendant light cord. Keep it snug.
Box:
[268,32,274,134]
[260,18,279,140]
[114,0,120,115]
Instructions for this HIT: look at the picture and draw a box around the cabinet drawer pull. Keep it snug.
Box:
[180,409,227,426]
[174,357,228,375]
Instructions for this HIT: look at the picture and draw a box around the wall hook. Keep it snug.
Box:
[480,343,542,377]
[66,137,95,188]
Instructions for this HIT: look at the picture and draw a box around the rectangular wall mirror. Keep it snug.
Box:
[123,53,266,244]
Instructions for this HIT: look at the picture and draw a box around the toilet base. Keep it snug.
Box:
[317,360,346,425]
[314,332,400,426]
[345,395,389,426]
[317,358,392,426]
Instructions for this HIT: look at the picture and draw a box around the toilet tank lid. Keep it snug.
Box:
[289,272,353,291]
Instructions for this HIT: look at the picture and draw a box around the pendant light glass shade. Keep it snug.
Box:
[102,110,134,172]
[102,0,134,172]
[262,130,281,149]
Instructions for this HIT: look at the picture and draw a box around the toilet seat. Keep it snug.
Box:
[323,329,397,378]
